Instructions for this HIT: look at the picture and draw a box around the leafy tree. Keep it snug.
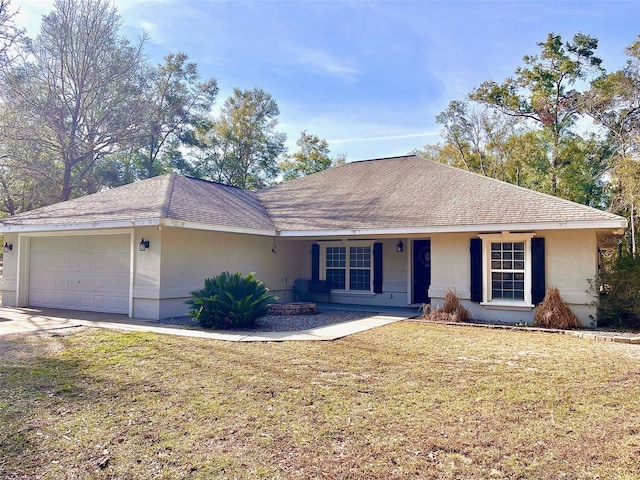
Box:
[595,253,640,329]
[584,37,640,253]
[0,0,147,202]
[279,130,332,181]
[94,53,219,187]
[136,53,218,180]
[430,100,515,179]
[500,130,550,189]
[195,88,286,189]
[471,32,604,198]
[332,153,348,167]
[0,135,57,215]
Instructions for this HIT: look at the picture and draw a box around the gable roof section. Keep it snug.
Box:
[257,155,625,235]
[0,174,275,234]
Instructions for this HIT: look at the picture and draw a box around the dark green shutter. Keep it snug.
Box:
[311,243,320,283]
[470,238,483,302]
[531,237,545,304]
[373,242,383,294]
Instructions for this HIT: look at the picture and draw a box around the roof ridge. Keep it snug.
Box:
[183,175,249,192]
[349,154,416,164]
[161,173,177,218]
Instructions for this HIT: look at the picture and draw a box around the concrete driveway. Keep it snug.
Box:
[0,306,406,342]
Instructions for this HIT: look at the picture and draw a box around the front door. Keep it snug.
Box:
[413,239,431,304]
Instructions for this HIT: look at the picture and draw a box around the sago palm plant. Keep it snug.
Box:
[187,272,278,329]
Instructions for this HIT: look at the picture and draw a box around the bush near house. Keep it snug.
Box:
[421,288,472,322]
[187,272,278,329]
[595,253,640,329]
[534,287,580,329]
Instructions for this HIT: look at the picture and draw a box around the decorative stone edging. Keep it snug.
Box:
[267,302,318,316]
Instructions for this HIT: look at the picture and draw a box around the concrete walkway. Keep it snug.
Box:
[0,306,409,342]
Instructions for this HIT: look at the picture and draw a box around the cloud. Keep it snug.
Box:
[329,130,440,144]
[288,46,360,81]
[13,0,54,35]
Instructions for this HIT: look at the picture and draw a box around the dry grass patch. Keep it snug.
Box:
[1,323,640,479]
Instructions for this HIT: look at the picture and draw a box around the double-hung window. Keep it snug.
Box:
[478,233,535,307]
[490,242,525,300]
[323,243,372,292]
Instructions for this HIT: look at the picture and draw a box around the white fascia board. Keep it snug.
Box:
[160,218,276,237]
[278,219,628,238]
[0,218,161,234]
[0,217,277,237]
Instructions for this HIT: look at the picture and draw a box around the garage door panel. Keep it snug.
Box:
[29,235,130,314]
[54,274,67,289]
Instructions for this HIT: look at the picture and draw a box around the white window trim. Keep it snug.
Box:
[320,241,374,293]
[478,232,535,309]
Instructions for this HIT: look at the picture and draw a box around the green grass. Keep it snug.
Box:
[1,322,640,479]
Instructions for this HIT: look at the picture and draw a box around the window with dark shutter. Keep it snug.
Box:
[531,237,545,304]
[373,242,383,294]
[470,238,483,302]
[311,243,320,283]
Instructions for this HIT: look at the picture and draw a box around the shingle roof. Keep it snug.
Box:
[256,155,624,231]
[0,174,275,231]
[0,156,625,234]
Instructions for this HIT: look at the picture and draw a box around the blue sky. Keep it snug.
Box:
[15,0,640,161]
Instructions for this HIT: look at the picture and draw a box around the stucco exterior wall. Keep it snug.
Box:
[0,226,604,326]
[0,232,19,306]
[427,229,599,327]
[141,228,309,319]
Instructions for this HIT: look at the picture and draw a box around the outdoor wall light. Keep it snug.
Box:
[139,238,150,251]
[396,240,404,253]
[3,242,12,253]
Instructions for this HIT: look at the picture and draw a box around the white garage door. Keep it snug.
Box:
[29,235,130,314]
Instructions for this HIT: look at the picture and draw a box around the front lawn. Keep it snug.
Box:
[1,322,639,479]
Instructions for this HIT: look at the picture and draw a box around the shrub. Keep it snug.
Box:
[533,287,580,329]
[187,272,278,330]
[595,253,640,329]
[421,289,471,322]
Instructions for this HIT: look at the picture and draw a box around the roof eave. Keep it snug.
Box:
[277,219,628,238]
[161,218,276,236]
[0,217,277,237]
[0,218,625,238]
[0,217,162,234]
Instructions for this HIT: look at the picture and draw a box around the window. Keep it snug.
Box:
[325,246,346,290]
[323,243,372,291]
[349,246,371,291]
[490,242,525,300]
[475,233,536,307]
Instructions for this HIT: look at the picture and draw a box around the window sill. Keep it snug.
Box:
[330,290,376,298]
[481,301,535,311]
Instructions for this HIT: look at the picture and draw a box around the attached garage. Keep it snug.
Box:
[28,235,131,314]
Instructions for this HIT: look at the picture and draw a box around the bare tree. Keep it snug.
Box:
[0,0,148,202]
[0,0,23,68]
